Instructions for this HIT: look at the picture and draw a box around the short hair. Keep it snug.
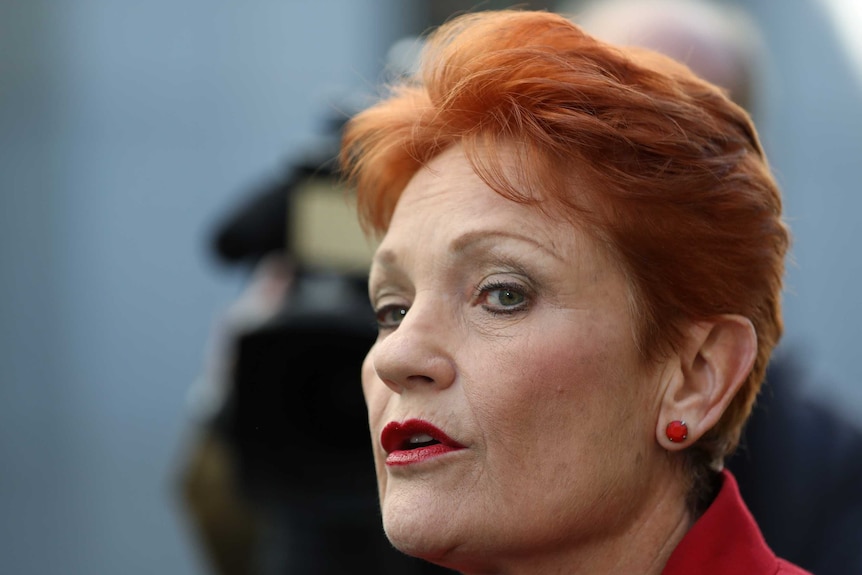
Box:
[340,10,789,488]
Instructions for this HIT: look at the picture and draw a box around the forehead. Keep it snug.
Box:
[374,145,611,270]
[387,148,548,238]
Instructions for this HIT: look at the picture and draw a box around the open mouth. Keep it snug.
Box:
[381,419,464,456]
[403,433,440,450]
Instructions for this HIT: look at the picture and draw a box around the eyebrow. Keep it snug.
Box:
[450,229,564,259]
[372,228,565,271]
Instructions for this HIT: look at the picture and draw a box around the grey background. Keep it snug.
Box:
[1,0,859,573]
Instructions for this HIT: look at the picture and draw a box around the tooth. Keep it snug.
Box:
[409,433,434,444]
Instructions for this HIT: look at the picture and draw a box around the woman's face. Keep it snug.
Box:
[363,145,668,569]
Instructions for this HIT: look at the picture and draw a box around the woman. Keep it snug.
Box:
[339,10,809,575]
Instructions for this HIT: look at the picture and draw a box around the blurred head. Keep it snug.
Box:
[565,0,767,111]
[341,9,788,571]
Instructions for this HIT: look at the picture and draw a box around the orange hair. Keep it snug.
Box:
[340,10,789,472]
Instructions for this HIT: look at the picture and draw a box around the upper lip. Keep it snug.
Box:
[381,419,465,454]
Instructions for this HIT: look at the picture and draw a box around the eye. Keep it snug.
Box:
[375,304,408,330]
[478,282,529,313]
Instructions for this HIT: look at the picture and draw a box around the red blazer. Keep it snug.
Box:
[663,470,812,574]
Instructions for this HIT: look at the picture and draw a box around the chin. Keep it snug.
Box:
[382,497,510,575]
[381,497,466,564]
[388,529,495,575]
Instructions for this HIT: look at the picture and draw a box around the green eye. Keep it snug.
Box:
[480,282,528,311]
[375,305,408,329]
[492,288,525,307]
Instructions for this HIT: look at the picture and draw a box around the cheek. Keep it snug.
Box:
[465,319,643,461]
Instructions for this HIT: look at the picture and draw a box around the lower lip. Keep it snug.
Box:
[385,443,464,466]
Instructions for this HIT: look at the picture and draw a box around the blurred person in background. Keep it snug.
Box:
[561,1,862,573]
[340,8,807,574]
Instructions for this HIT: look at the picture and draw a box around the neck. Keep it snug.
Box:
[454,467,694,575]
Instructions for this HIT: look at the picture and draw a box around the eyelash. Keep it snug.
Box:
[372,280,532,331]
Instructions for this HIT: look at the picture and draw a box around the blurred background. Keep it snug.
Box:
[1,0,860,574]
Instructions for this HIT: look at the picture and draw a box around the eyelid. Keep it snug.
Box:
[368,280,408,312]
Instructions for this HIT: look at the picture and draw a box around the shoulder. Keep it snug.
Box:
[663,471,812,575]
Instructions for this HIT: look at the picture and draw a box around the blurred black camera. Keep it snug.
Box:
[202,119,452,574]
[210,135,377,505]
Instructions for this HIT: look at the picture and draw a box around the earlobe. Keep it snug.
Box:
[656,315,757,451]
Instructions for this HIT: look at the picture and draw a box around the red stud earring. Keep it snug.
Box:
[666,420,688,443]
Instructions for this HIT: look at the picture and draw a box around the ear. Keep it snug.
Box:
[656,315,757,451]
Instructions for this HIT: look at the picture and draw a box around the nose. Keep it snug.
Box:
[368,299,457,394]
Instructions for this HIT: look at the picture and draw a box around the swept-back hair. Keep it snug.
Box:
[340,9,789,490]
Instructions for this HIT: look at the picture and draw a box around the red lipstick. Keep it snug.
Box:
[381,419,466,466]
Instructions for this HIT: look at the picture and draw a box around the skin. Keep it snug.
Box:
[362,144,697,574]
